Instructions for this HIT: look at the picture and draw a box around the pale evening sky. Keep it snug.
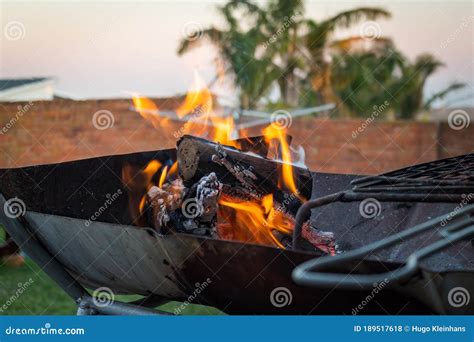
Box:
[1,0,473,107]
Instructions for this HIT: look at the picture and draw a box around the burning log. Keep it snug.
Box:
[145,176,335,254]
[272,223,336,255]
[145,179,184,229]
[146,173,221,238]
[234,136,270,157]
[175,136,335,254]
[301,224,336,255]
[177,135,312,215]
[131,135,335,255]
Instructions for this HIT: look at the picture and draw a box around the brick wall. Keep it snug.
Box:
[287,118,440,174]
[0,100,472,174]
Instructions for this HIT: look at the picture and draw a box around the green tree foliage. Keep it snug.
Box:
[177,0,464,118]
[331,48,465,119]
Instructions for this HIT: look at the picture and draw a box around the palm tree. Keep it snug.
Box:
[423,82,466,110]
[390,54,466,119]
[177,0,277,108]
[331,49,466,119]
[257,3,392,107]
[258,0,305,106]
[302,8,391,112]
[177,1,391,109]
[178,1,464,118]
[330,43,403,117]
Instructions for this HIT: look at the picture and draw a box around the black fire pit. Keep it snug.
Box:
[0,147,472,315]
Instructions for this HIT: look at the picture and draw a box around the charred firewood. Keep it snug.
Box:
[146,173,222,237]
[271,222,336,255]
[177,135,312,216]
[143,136,335,255]
[146,179,185,230]
[272,226,336,255]
[234,136,269,157]
[301,223,336,255]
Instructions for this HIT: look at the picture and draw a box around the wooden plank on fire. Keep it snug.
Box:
[176,135,312,215]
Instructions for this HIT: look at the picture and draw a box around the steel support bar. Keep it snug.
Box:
[77,296,173,316]
[0,194,86,301]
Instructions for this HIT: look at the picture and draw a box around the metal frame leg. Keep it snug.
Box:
[0,195,87,303]
[77,296,172,316]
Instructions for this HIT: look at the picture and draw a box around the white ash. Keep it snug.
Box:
[195,172,222,225]
[146,179,184,231]
[211,144,258,196]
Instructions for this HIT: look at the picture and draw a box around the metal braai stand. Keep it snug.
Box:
[0,195,171,316]
[292,154,474,293]
[0,149,472,315]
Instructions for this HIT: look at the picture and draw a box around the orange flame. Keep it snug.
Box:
[263,124,300,196]
[169,160,178,177]
[211,116,240,148]
[137,160,162,213]
[174,71,240,148]
[143,160,162,179]
[176,71,213,118]
[218,194,293,248]
[132,94,170,129]
[159,165,169,188]
[129,72,308,246]
[123,159,179,217]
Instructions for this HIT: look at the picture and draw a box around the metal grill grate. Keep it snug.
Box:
[351,153,474,195]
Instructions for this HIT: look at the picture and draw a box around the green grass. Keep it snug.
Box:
[0,228,222,315]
